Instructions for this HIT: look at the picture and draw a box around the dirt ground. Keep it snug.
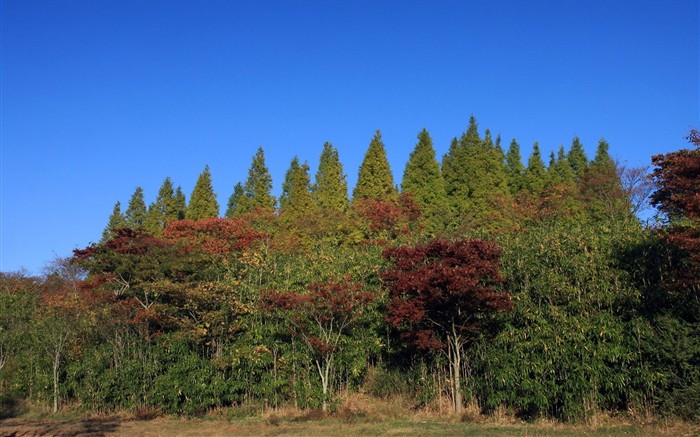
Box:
[1,417,699,437]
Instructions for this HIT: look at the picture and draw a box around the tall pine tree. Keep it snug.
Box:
[313,142,348,212]
[125,186,147,229]
[186,165,219,220]
[174,186,187,220]
[401,129,448,234]
[280,157,316,222]
[225,182,244,218]
[505,139,525,195]
[144,177,178,235]
[353,130,396,202]
[236,147,276,214]
[102,201,126,241]
[524,142,547,196]
[568,137,589,179]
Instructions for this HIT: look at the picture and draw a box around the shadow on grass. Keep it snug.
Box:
[0,394,26,420]
[0,418,122,437]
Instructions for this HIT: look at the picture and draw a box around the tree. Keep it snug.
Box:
[264,280,376,412]
[145,177,179,235]
[442,117,480,220]
[174,186,187,220]
[382,239,512,414]
[102,201,126,242]
[505,139,525,195]
[280,157,315,218]
[225,182,245,218]
[581,139,628,222]
[187,166,219,220]
[313,142,348,212]
[401,129,448,235]
[353,130,396,202]
[567,137,589,179]
[524,143,546,196]
[125,187,147,229]
[236,147,276,214]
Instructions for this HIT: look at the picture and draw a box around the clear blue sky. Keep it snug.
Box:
[1,0,698,274]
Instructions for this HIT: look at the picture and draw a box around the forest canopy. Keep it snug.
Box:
[1,120,698,423]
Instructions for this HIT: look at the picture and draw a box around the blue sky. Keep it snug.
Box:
[1,0,698,274]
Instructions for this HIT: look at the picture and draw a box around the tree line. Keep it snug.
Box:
[1,119,698,423]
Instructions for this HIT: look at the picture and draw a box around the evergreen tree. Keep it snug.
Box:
[174,186,187,220]
[125,186,147,229]
[401,129,448,234]
[144,177,178,235]
[567,137,589,178]
[352,130,396,202]
[186,165,219,220]
[237,147,276,214]
[225,182,244,218]
[313,142,348,212]
[505,139,525,195]
[442,116,481,219]
[280,157,316,220]
[552,145,575,184]
[102,201,126,241]
[583,139,627,221]
[524,142,546,195]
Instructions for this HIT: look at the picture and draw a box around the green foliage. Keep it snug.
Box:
[225,182,244,218]
[125,187,148,229]
[401,129,448,235]
[353,130,396,202]
[186,166,219,220]
[102,201,126,242]
[505,140,525,195]
[280,157,316,219]
[145,177,179,235]
[567,137,589,179]
[313,142,348,212]
[236,147,276,214]
[174,186,187,220]
[524,143,546,196]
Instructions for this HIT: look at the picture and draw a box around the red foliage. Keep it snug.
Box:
[163,217,263,255]
[651,129,700,220]
[382,239,512,350]
[263,279,376,355]
[354,193,422,241]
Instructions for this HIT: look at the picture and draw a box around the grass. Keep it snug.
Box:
[1,394,698,436]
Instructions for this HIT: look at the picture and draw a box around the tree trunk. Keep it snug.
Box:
[53,350,60,413]
[451,329,462,415]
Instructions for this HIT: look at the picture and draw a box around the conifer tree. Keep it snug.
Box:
[583,139,627,220]
[313,142,348,212]
[102,201,126,241]
[225,182,244,218]
[552,145,575,184]
[236,147,276,214]
[505,139,525,195]
[125,186,148,229]
[352,130,396,202]
[524,142,546,195]
[568,137,589,178]
[174,186,187,220]
[186,165,219,220]
[280,157,316,220]
[144,177,178,235]
[442,116,481,218]
[401,129,448,234]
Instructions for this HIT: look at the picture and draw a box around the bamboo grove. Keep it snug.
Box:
[1,118,698,422]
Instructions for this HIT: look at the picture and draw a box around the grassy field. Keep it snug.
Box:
[1,416,698,437]
[2,394,698,437]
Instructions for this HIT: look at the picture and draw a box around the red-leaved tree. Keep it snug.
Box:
[650,129,700,314]
[263,280,376,411]
[382,239,512,414]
